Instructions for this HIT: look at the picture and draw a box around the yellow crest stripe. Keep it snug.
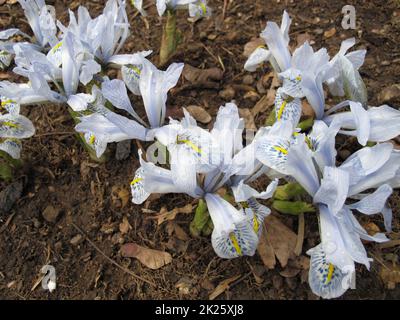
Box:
[200,2,207,15]
[130,177,143,185]
[277,100,287,120]
[273,146,288,155]
[177,139,202,155]
[2,121,19,128]
[326,263,335,284]
[229,233,242,256]
[1,99,15,106]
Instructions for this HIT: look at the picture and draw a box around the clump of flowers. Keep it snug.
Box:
[123,11,400,300]
[0,97,35,180]
[242,11,400,298]
[0,0,184,163]
[1,0,399,301]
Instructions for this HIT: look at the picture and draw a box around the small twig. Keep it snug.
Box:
[222,0,229,20]
[229,271,252,289]
[369,252,391,271]
[71,222,157,287]
[0,212,17,233]
[33,131,75,138]
[294,213,305,256]
[379,239,400,250]
[201,44,222,68]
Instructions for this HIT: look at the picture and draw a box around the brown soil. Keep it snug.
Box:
[1,0,400,300]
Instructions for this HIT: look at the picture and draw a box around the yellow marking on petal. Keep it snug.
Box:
[229,233,242,256]
[52,41,63,53]
[273,146,288,154]
[1,99,15,106]
[295,75,302,81]
[130,177,143,185]
[2,121,19,128]
[256,45,267,50]
[253,216,260,233]
[305,136,313,150]
[89,135,96,145]
[277,100,287,120]
[129,65,141,75]
[200,2,207,15]
[326,263,335,285]
[177,139,202,155]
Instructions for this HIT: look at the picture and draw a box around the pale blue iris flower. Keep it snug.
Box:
[130,102,277,259]
[132,0,211,18]
[256,121,398,299]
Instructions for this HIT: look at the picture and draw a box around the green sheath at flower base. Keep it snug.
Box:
[68,108,108,163]
[159,9,180,67]
[0,162,12,181]
[272,200,316,215]
[201,217,214,237]
[0,150,21,181]
[298,117,314,131]
[274,182,307,200]
[190,199,210,237]
[265,110,276,126]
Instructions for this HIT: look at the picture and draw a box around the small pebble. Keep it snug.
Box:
[242,74,254,85]
[219,87,235,100]
[42,205,61,223]
[70,234,83,246]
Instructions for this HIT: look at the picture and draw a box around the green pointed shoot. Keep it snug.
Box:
[0,150,22,181]
[274,182,308,201]
[272,200,316,215]
[298,117,314,131]
[159,9,180,67]
[265,109,276,126]
[201,217,214,237]
[0,161,13,181]
[190,199,210,237]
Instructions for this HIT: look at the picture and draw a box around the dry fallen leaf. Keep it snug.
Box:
[175,277,193,295]
[0,72,10,80]
[119,216,131,235]
[182,64,223,86]
[379,264,400,289]
[279,267,301,278]
[363,222,380,237]
[243,38,265,57]
[251,89,276,117]
[378,84,400,104]
[263,215,297,268]
[296,33,313,48]
[111,185,130,208]
[121,243,172,270]
[209,275,241,300]
[257,230,276,269]
[243,90,260,103]
[238,108,257,131]
[167,221,190,241]
[153,204,193,225]
[186,105,212,124]
[324,27,336,38]
[302,100,315,118]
